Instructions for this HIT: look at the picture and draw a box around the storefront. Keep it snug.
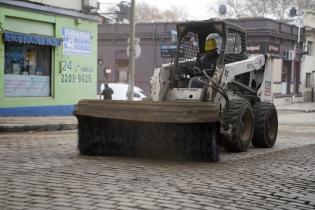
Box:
[0,1,98,116]
[226,18,304,105]
[302,10,315,102]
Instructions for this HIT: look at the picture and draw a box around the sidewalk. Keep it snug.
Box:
[276,102,315,113]
[1,102,315,132]
[0,116,77,132]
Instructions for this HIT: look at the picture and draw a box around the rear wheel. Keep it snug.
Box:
[220,99,254,152]
[252,102,278,148]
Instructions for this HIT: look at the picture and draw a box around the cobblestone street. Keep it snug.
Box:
[0,111,315,210]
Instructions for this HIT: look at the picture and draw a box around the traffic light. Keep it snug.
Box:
[116,1,130,22]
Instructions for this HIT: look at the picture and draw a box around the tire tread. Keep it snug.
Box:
[221,99,254,152]
[252,102,278,148]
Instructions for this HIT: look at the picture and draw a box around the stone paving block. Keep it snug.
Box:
[51,206,77,210]
[288,202,313,208]
[223,206,241,210]
[158,203,182,209]
[116,206,140,210]
[202,206,223,210]
[180,202,203,209]
[1,114,315,210]
[117,201,139,207]
[5,206,28,210]
[131,195,155,202]
[134,199,157,206]
[95,202,117,209]
[138,204,161,210]
[30,203,54,209]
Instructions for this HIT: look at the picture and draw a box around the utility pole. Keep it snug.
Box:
[127,0,135,101]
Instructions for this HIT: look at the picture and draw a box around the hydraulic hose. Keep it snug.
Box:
[196,69,230,115]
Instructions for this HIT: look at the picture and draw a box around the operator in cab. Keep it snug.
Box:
[196,37,219,75]
[190,37,219,88]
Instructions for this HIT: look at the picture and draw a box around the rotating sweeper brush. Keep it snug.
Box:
[74,100,220,161]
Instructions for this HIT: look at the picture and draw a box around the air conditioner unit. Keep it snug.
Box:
[83,0,98,9]
[284,50,295,61]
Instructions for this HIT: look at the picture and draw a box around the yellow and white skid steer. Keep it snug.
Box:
[74,20,278,161]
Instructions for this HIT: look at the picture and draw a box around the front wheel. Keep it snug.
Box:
[252,102,278,148]
[220,99,254,152]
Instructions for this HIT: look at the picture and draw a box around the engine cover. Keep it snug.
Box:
[166,88,204,102]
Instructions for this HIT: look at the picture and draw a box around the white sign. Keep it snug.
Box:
[4,74,50,97]
[127,44,141,59]
[62,28,91,55]
[281,82,287,95]
[127,38,141,59]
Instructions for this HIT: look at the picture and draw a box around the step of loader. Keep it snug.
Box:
[74,100,221,161]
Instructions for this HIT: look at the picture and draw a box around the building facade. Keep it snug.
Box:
[229,18,304,105]
[301,10,315,102]
[98,23,176,95]
[98,18,302,104]
[0,0,99,116]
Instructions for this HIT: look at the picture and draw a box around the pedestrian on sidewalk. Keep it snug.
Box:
[101,83,114,100]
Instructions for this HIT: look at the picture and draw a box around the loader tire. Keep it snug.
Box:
[252,102,278,148]
[220,99,254,152]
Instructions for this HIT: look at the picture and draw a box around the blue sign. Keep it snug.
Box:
[61,28,91,55]
[161,44,177,58]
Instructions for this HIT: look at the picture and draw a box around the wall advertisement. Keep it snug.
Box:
[246,42,280,56]
[61,27,91,55]
[4,74,50,97]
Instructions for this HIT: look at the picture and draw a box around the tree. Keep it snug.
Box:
[162,6,188,22]
[245,0,269,17]
[135,2,161,23]
[224,0,247,18]
[294,0,315,11]
[135,2,188,23]
[268,0,294,19]
[100,1,188,23]
[217,0,315,20]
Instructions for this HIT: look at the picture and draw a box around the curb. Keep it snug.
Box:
[277,109,315,113]
[0,124,77,132]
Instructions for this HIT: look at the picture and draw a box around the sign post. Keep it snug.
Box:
[127,0,136,101]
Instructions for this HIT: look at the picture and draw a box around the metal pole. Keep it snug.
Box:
[127,0,135,101]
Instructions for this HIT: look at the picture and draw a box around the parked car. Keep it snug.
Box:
[100,83,147,101]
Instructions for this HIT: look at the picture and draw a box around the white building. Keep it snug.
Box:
[302,10,315,102]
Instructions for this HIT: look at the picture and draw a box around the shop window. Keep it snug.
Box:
[281,71,287,82]
[282,61,291,82]
[307,41,313,56]
[294,62,300,94]
[4,43,52,97]
[306,73,311,88]
[119,70,128,82]
[115,59,128,83]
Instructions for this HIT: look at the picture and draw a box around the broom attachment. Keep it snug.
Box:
[76,116,219,161]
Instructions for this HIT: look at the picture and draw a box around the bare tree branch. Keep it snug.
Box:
[135,2,188,23]
[225,0,247,17]
[219,0,315,19]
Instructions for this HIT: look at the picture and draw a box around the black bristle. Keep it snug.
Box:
[76,116,219,161]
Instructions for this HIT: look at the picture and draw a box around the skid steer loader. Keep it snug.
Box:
[74,20,278,161]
